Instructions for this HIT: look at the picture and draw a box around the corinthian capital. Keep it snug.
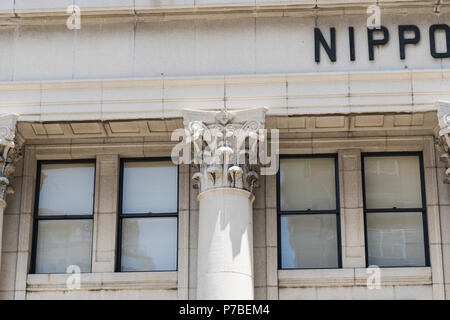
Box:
[0,114,22,207]
[182,108,267,194]
[437,102,450,184]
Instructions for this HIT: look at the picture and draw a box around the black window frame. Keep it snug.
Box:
[361,151,430,268]
[277,154,342,270]
[116,157,179,272]
[30,159,96,274]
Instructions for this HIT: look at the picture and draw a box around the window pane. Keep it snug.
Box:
[281,214,339,268]
[121,217,177,271]
[122,161,177,214]
[280,158,336,211]
[38,163,95,216]
[367,211,426,267]
[364,156,422,209]
[35,220,93,273]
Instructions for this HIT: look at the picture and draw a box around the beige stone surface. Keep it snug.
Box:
[278,267,435,299]
[178,207,190,300]
[1,95,449,301]
[25,271,178,299]
[253,209,266,249]
[1,215,19,253]
[92,155,119,273]
[26,272,177,299]
[339,150,365,268]
[27,289,178,300]
[0,132,446,300]
[0,252,17,291]
[0,291,14,300]
[1,2,448,301]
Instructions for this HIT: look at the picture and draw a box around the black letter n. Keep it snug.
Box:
[315,27,336,62]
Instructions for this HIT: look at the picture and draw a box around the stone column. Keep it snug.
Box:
[0,114,21,273]
[197,188,254,299]
[182,108,266,300]
[436,102,450,297]
[437,103,450,184]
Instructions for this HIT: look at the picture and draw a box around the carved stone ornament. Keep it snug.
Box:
[437,102,450,184]
[182,107,267,194]
[0,114,22,207]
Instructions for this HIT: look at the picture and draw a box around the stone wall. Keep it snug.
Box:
[1,113,448,299]
[0,12,449,81]
[0,1,449,300]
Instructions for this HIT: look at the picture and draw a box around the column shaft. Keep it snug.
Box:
[197,188,254,300]
[0,203,4,272]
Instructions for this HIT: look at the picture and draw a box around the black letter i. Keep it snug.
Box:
[349,27,355,61]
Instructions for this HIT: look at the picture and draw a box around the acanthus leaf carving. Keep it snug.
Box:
[183,108,267,194]
[0,114,21,206]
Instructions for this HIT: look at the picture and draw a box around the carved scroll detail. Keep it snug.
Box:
[0,115,21,207]
[183,108,267,194]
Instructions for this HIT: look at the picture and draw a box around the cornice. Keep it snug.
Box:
[0,1,448,25]
[0,69,448,122]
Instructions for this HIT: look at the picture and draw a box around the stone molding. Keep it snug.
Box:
[183,107,267,194]
[0,114,21,207]
[16,111,439,144]
[2,69,449,123]
[197,187,254,203]
[26,272,177,292]
[1,1,449,22]
[437,101,450,184]
[278,267,432,288]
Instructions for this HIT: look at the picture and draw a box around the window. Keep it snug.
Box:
[278,155,341,269]
[31,161,95,274]
[362,152,429,267]
[117,159,178,272]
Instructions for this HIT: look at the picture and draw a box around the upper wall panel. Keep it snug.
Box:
[1,11,449,81]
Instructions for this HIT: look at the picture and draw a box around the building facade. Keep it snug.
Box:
[0,0,450,300]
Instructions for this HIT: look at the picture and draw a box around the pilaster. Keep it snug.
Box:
[0,114,21,274]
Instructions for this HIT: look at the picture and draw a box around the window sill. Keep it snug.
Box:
[26,271,178,292]
[278,267,432,288]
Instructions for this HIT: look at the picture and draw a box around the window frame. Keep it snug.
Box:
[277,154,342,270]
[361,151,430,268]
[116,157,179,272]
[30,159,96,274]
